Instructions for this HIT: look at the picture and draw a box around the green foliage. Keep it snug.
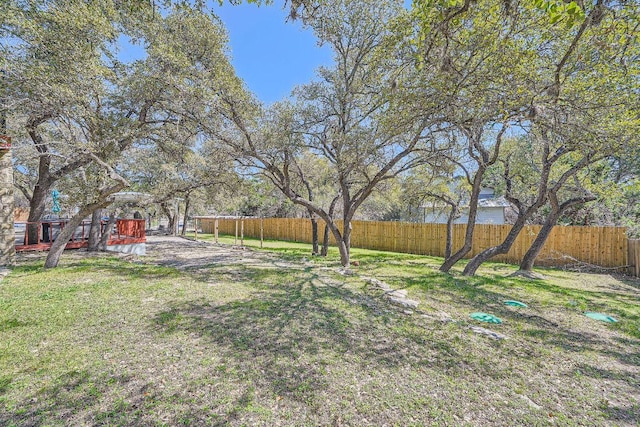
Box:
[230,177,299,217]
[412,0,586,27]
[533,0,585,25]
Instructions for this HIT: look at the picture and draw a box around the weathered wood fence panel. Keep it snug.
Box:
[628,239,640,277]
[200,218,631,272]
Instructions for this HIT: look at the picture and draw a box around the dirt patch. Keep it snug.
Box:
[144,235,313,273]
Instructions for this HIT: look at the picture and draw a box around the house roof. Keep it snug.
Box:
[477,196,511,208]
[109,192,154,203]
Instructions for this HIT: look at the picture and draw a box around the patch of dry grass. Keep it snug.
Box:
[0,236,638,426]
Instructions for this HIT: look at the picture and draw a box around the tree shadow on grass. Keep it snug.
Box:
[0,367,272,427]
[61,258,184,281]
[572,363,640,425]
[9,257,183,283]
[522,326,640,366]
[400,272,640,366]
[0,370,138,427]
[150,273,476,407]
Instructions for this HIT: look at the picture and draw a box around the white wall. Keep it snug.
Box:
[423,207,505,225]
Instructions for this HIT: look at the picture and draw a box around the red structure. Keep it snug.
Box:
[15,219,146,252]
[0,135,10,151]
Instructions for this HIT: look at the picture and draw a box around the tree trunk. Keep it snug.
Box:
[460,152,587,276]
[45,158,128,268]
[321,221,330,256]
[99,212,117,250]
[87,209,102,251]
[340,218,352,266]
[160,202,175,235]
[26,182,50,244]
[336,234,350,266]
[320,197,339,257]
[440,168,485,272]
[45,202,110,268]
[321,218,349,266]
[181,196,190,236]
[444,205,459,260]
[462,212,531,276]
[23,124,91,243]
[518,212,559,273]
[293,164,319,255]
[309,210,319,255]
[519,195,596,273]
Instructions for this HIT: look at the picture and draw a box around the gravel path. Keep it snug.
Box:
[144,235,307,271]
[12,234,310,273]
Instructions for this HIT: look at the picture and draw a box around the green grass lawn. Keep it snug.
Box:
[1,235,639,426]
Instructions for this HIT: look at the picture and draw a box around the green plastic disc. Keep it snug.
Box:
[584,312,617,323]
[504,300,528,308]
[470,312,502,324]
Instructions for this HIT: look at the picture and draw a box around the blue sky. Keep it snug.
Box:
[118,3,333,105]
[211,2,333,105]
[117,1,411,105]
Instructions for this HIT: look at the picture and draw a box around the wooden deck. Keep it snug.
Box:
[15,219,146,252]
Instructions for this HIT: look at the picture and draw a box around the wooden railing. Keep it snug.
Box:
[15,219,146,252]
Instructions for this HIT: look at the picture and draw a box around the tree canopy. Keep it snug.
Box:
[2,0,638,274]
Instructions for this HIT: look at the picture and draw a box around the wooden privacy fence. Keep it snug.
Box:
[199,217,634,273]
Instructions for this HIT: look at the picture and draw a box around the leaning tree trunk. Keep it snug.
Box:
[87,209,102,251]
[518,213,559,273]
[463,148,594,276]
[518,196,596,273]
[461,211,533,276]
[440,170,485,272]
[45,156,128,268]
[45,202,110,268]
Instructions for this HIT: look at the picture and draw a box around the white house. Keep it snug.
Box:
[420,188,511,225]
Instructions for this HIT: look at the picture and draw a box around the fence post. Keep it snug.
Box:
[629,239,640,277]
[194,218,198,241]
[260,217,264,248]
[636,241,640,277]
[241,218,244,247]
[214,219,219,244]
[235,218,238,246]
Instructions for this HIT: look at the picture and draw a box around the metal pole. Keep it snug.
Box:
[0,69,6,135]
